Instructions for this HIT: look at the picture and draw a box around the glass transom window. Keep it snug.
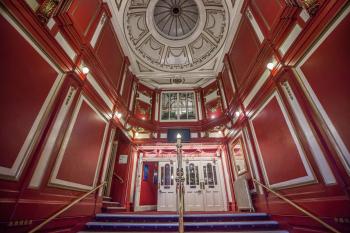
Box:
[161,91,197,121]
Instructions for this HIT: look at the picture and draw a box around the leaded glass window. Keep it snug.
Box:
[161,92,197,121]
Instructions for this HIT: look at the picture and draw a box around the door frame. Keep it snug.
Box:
[134,157,177,211]
[134,156,228,212]
[184,158,228,211]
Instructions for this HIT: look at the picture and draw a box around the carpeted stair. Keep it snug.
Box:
[79,213,288,232]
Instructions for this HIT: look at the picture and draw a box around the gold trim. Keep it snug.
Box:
[28,182,106,233]
[253,179,340,233]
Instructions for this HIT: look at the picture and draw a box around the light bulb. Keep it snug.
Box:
[235,111,240,117]
[176,133,182,139]
[211,115,215,119]
[82,66,90,74]
[267,62,274,70]
[116,112,122,119]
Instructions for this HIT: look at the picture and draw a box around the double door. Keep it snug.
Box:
[184,160,226,211]
[157,159,226,212]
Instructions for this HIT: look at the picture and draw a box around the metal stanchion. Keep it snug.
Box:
[175,133,185,233]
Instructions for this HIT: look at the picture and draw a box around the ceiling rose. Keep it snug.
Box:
[124,0,229,73]
[154,0,199,40]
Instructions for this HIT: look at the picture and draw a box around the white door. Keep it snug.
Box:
[202,161,225,211]
[157,161,177,211]
[184,162,204,211]
[184,160,227,211]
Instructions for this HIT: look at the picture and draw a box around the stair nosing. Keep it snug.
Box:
[96,212,269,218]
[86,220,278,226]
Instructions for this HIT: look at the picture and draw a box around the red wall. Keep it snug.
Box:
[134,83,153,121]
[251,94,308,185]
[1,0,350,232]
[221,66,234,105]
[0,13,58,170]
[228,17,260,89]
[110,136,132,206]
[95,21,125,90]
[68,0,101,37]
[223,1,350,232]
[56,99,107,186]
[299,12,350,154]
[139,161,158,206]
[0,0,129,232]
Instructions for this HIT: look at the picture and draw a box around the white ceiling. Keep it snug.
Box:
[105,0,243,89]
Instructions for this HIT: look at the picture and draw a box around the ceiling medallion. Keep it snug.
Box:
[154,0,199,40]
[124,0,229,73]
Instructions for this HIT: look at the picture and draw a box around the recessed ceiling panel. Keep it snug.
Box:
[123,0,230,73]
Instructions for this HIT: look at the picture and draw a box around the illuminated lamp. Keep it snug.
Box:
[82,66,90,74]
[267,62,275,70]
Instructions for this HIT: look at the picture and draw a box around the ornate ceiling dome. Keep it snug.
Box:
[124,0,229,73]
[154,0,199,40]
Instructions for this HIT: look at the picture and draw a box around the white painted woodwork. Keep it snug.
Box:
[157,161,177,211]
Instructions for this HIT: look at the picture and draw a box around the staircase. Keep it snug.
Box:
[79,212,288,232]
[102,196,126,213]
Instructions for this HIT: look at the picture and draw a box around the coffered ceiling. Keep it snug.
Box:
[105,0,243,89]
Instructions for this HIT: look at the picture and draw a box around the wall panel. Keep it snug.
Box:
[250,92,315,188]
[121,71,133,105]
[50,95,108,190]
[295,6,350,174]
[67,0,100,36]
[229,17,260,88]
[250,0,283,32]
[0,8,63,179]
[221,67,234,104]
[95,21,124,89]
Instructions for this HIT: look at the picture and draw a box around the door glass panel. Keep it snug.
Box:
[203,166,208,185]
[164,164,171,188]
[195,166,199,185]
[189,163,196,188]
[161,166,164,185]
[143,164,149,181]
[186,165,189,185]
[213,165,218,185]
[207,163,214,188]
[171,166,174,185]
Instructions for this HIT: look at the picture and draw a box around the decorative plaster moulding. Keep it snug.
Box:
[105,0,240,89]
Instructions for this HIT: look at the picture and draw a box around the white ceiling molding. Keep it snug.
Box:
[105,0,241,89]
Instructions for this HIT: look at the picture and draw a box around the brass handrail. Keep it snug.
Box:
[113,172,124,183]
[253,179,340,233]
[28,182,106,233]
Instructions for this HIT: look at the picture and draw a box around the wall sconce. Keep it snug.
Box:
[82,66,90,74]
[267,62,275,71]
[115,112,122,119]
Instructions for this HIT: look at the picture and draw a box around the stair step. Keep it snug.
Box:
[79,231,288,233]
[86,220,279,231]
[103,196,112,200]
[96,213,270,222]
[105,206,127,210]
[102,201,121,205]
